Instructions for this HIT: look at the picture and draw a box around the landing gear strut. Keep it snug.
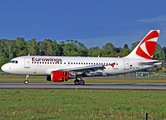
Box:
[74,76,85,85]
[24,75,29,85]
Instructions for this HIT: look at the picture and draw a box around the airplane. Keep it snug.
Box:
[1,30,162,85]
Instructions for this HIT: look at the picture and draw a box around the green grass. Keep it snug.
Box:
[0,90,166,119]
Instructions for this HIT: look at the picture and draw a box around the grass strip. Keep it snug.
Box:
[0,89,166,119]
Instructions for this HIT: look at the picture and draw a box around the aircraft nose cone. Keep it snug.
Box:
[1,64,7,72]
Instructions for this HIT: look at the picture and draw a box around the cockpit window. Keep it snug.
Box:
[9,60,18,64]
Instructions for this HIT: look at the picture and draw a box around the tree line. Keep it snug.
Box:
[0,37,166,70]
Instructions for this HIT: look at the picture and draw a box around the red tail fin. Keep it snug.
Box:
[125,30,160,59]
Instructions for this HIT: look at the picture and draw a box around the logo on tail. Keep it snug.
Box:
[125,30,160,59]
[136,30,159,59]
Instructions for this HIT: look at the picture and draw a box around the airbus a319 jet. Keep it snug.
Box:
[1,30,162,85]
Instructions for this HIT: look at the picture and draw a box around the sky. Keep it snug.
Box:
[0,0,166,48]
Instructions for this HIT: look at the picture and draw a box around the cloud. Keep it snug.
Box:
[138,15,166,23]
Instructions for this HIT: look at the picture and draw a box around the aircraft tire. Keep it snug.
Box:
[24,80,29,85]
[79,80,85,85]
[74,80,79,85]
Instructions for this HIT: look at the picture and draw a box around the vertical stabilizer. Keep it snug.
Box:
[125,30,160,59]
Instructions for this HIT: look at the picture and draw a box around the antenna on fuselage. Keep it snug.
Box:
[28,54,30,56]
[98,55,100,57]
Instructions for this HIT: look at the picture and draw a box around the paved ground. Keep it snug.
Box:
[0,83,166,90]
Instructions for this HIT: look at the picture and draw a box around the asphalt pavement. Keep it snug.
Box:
[0,83,166,90]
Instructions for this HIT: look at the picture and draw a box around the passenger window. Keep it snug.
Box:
[64,62,66,64]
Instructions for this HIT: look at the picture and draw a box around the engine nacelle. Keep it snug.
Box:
[46,71,69,82]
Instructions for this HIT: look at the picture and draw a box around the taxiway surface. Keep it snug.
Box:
[0,83,166,90]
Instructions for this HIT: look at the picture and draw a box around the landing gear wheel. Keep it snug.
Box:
[24,75,29,85]
[79,80,85,85]
[74,80,79,85]
[24,80,29,85]
[74,76,85,85]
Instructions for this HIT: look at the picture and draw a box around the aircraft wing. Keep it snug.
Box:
[46,65,105,75]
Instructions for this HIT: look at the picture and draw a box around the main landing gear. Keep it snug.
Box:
[24,75,29,85]
[74,76,85,85]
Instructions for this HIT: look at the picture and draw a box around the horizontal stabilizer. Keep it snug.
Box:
[139,60,162,66]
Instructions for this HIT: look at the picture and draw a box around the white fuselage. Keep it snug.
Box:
[1,56,160,77]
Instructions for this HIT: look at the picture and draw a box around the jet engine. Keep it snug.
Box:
[46,71,69,82]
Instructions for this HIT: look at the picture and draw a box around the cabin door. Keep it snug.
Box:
[123,60,129,70]
[24,58,30,68]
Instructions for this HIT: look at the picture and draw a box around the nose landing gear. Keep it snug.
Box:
[24,75,29,85]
